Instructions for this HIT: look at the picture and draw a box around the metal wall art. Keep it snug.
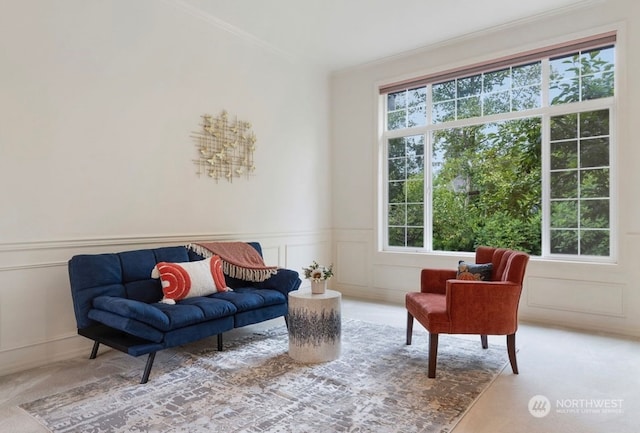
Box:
[192,110,256,182]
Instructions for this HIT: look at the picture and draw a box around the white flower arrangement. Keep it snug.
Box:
[303,261,333,281]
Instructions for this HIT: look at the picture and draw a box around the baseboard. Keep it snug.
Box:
[0,335,94,378]
[336,284,405,305]
[518,314,640,339]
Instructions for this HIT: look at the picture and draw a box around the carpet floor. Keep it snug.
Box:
[20,319,508,433]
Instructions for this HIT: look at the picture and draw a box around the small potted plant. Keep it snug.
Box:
[302,261,333,294]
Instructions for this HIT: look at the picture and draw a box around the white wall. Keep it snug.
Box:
[330,0,640,337]
[2,0,639,379]
[0,0,333,376]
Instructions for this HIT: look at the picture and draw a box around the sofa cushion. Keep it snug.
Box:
[152,297,237,329]
[93,295,237,332]
[152,256,230,304]
[233,303,288,328]
[124,280,163,304]
[167,296,237,317]
[457,261,493,281]
[211,287,286,311]
[121,249,160,283]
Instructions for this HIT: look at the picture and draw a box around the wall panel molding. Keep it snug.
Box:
[0,230,326,272]
[0,230,325,252]
[336,240,369,287]
[526,277,625,317]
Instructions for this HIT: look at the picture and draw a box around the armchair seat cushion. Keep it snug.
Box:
[406,292,450,334]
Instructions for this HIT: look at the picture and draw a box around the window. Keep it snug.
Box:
[380,34,615,259]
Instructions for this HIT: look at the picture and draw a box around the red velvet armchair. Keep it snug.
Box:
[405,246,530,378]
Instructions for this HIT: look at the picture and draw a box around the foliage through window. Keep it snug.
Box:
[381,39,615,259]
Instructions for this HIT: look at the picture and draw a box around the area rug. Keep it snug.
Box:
[21,319,508,433]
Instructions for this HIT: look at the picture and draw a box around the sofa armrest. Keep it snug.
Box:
[445,280,522,335]
[420,268,457,294]
[256,268,302,296]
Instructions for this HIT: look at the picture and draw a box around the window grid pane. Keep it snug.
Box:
[550,46,614,105]
[431,63,543,124]
[549,109,610,256]
[387,87,426,130]
[387,135,424,247]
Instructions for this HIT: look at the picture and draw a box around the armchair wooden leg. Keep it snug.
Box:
[507,333,518,374]
[406,312,414,345]
[428,333,439,378]
[217,334,223,351]
[480,334,488,349]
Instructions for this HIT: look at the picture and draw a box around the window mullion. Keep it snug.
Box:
[541,113,551,257]
[425,130,433,251]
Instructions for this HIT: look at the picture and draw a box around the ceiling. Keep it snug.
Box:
[174,0,598,72]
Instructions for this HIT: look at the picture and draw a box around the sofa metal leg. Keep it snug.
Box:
[140,352,156,384]
[217,334,223,351]
[89,341,100,359]
[480,334,488,349]
[284,315,289,330]
[507,333,518,374]
[428,333,438,378]
[406,312,414,345]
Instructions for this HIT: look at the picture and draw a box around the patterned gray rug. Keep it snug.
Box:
[21,319,508,433]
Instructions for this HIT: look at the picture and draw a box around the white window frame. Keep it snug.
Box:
[378,37,617,263]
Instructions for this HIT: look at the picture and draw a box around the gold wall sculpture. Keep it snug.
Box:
[192,110,256,182]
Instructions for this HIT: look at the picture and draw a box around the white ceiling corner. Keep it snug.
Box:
[169,0,601,72]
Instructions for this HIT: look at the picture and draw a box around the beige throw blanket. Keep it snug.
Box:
[187,242,278,282]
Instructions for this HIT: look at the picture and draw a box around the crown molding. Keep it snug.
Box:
[163,0,301,65]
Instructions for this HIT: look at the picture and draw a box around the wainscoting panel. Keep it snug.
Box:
[336,241,368,287]
[0,264,88,375]
[259,244,281,267]
[1,264,78,347]
[285,240,332,290]
[527,277,625,317]
[373,264,421,294]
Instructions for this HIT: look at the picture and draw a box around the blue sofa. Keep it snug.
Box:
[68,242,301,383]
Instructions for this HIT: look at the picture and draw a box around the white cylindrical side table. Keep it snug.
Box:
[288,289,341,363]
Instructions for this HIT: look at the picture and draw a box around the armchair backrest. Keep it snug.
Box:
[475,246,529,284]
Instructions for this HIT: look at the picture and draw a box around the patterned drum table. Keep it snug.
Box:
[288,289,341,363]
